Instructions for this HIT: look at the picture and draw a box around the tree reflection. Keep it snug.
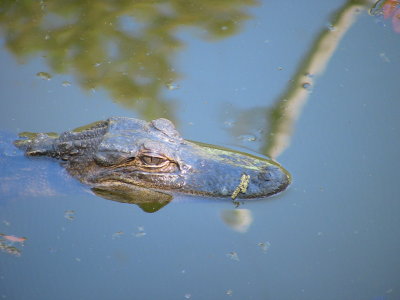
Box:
[225,0,376,159]
[0,0,256,121]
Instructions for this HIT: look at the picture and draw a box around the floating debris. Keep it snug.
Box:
[36,72,52,80]
[0,234,27,244]
[379,52,390,62]
[62,81,71,87]
[223,120,235,128]
[133,226,146,237]
[166,82,180,90]
[326,23,336,31]
[257,241,271,253]
[231,174,250,200]
[237,134,257,142]
[226,251,240,261]
[64,210,75,221]
[2,220,10,226]
[184,293,192,299]
[0,242,21,257]
[0,234,26,257]
[226,289,233,296]
[112,231,124,239]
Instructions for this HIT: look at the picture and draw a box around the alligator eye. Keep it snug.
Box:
[140,155,167,166]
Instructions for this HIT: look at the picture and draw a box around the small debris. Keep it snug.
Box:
[379,52,390,63]
[133,226,146,237]
[36,72,52,80]
[112,231,124,239]
[0,242,21,257]
[257,241,271,253]
[62,81,71,87]
[0,234,26,244]
[238,134,257,142]
[226,289,233,296]
[0,234,26,257]
[64,210,75,221]
[226,251,239,261]
[184,293,191,299]
[166,82,180,90]
[231,174,250,200]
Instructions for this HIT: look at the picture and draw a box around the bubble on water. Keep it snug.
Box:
[223,119,235,128]
[226,251,239,261]
[62,81,71,87]
[238,134,257,142]
[326,23,336,31]
[36,72,52,80]
[64,210,75,221]
[258,241,271,253]
[112,231,124,239]
[166,82,179,90]
[379,52,390,63]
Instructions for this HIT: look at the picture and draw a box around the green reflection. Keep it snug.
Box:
[0,0,256,120]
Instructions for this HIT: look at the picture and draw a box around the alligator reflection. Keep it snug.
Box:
[0,0,256,121]
[220,209,253,233]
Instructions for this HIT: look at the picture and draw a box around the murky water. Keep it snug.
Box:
[1,0,400,299]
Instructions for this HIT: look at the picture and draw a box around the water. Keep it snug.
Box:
[1,0,400,299]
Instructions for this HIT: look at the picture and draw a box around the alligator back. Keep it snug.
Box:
[14,120,108,160]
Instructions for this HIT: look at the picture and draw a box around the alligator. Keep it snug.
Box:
[13,117,291,211]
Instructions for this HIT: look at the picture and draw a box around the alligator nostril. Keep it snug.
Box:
[258,170,272,181]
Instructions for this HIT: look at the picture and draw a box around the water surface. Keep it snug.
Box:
[1,0,400,299]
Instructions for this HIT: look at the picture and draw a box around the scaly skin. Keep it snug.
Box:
[15,117,291,199]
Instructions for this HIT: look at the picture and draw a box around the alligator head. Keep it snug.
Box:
[15,117,291,210]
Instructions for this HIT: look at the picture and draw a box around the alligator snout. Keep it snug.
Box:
[255,165,291,196]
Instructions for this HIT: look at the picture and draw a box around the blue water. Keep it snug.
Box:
[1,1,400,299]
